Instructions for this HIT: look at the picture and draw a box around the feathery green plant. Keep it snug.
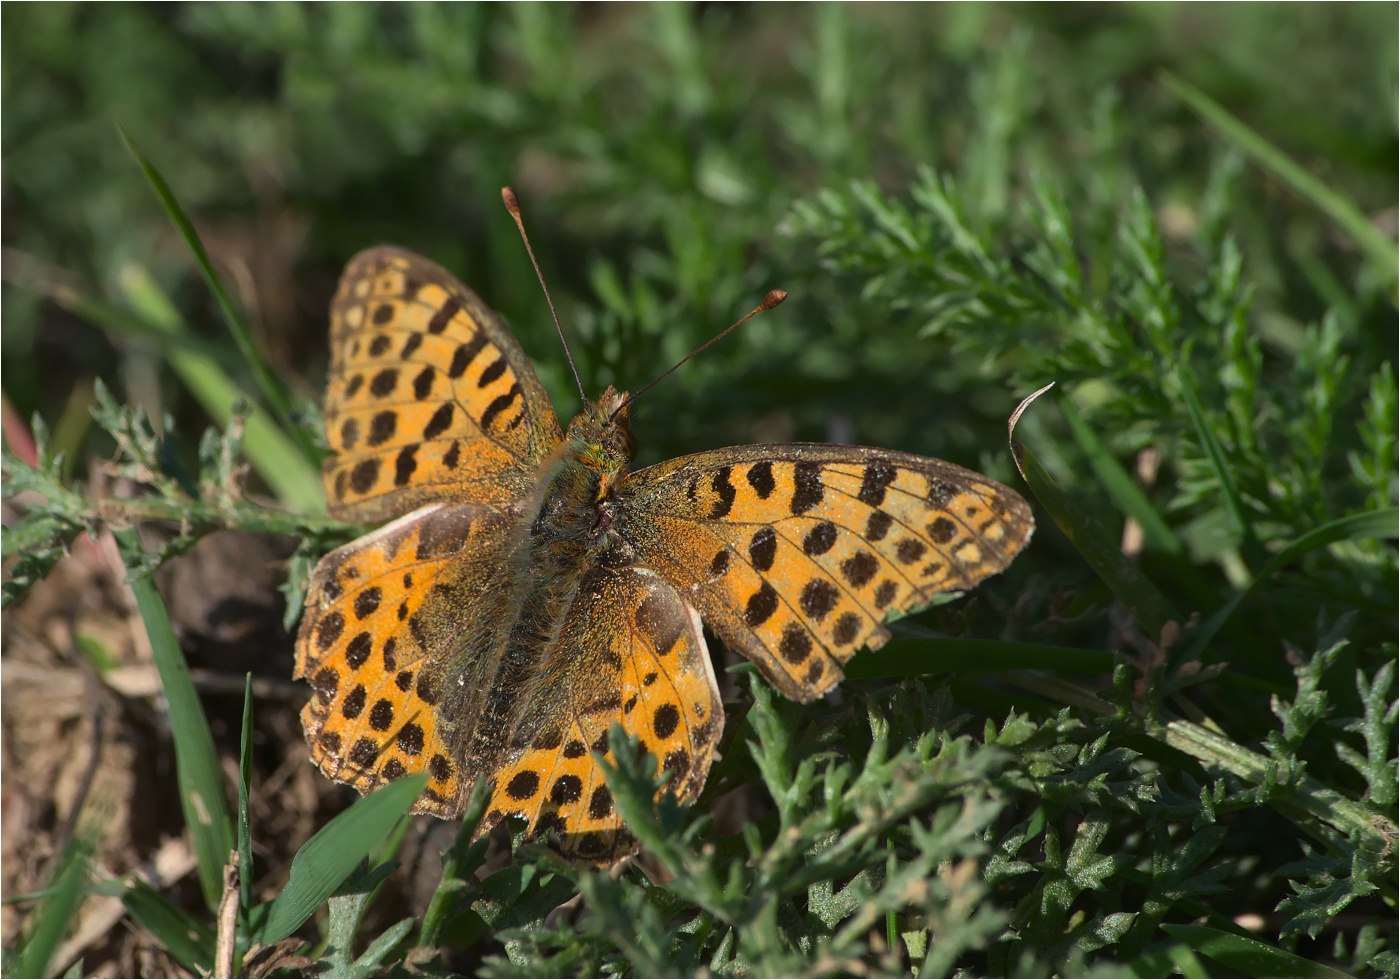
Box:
[2,5,1394,977]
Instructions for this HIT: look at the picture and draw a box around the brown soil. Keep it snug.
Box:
[1,527,457,978]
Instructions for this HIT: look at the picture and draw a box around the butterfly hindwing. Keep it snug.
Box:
[294,502,516,816]
[484,564,720,863]
[324,247,563,522]
[616,444,1034,702]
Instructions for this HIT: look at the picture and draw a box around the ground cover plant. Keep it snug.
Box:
[1,4,1396,977]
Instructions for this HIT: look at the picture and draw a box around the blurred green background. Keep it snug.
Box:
[4,2,1394,474]
[3,6,1397,974]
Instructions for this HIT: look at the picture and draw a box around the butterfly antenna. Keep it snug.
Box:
[612,289,787,419]
[501,186,587,402]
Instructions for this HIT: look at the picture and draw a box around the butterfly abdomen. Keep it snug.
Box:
[457,436,631,771]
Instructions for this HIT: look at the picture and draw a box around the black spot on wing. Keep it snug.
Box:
[316,611,345,651]
[779,623,811,664]
[709,466,736,518]
[746,461,775,499]
[927,480,958,507]
[427,297,461,335]
[803,521,837,556]
[745,582,779,626]
[477,356,508,388]
[423,403,454,440]
[791,462,823,515]
[748,527,777,572]
[841,550,878,587]
[858,462,897,506]
[349,458,380,495]
[394,444,419,486]
[345,632,373,669]
[799,579,838,621]
[354,587,381,619]
[865,510,893,542]
[413,366,435,400]
[339,417,360,449]
[480,383,522,432]
[367,410,396,447]
[449,333,488,378]
[928,517,957,544]
[370,368,398,398]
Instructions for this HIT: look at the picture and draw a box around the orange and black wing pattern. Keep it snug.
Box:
[616,444,1034,702]
[323,247,562,522]
[294,503,515,816]
[483,564,720,862]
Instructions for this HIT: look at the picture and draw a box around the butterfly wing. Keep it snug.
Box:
[323,247,563,522]
[485,563,720,863]
[294,502,516,816]
[615,444,1034,702]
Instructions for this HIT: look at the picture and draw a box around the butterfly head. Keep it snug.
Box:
[566,385,637,472]
[524,385,636,553]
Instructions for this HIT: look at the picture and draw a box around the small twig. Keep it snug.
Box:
[215,850,241,979]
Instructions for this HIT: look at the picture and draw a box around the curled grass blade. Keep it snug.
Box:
[845,638,1111,677]
[1183,507,1399,662]
[1058,391,1183,556]
[258,774,427,945]
[1160,71,1399,281]
[1161,923,1353,979]
[1013,440,1179,639]
[113,527,233,913]
[117,124,324,468]
[117,266,324,514]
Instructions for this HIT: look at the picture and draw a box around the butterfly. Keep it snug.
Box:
[293,229,1034,863]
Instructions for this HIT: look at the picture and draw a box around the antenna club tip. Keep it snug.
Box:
[501,186,520,214]
[760,288,787,311]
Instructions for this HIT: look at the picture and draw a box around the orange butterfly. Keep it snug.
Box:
[294,205,1033,863]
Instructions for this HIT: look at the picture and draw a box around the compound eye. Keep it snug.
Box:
[614,427,637,460]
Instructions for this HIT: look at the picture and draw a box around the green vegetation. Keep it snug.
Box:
[2,5,1395,977]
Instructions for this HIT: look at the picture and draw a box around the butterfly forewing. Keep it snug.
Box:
[616,445,1034,702]
[324,247,563,522]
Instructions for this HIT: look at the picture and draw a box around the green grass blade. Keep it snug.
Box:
[113,527,234,912]
[118,265,325,514]
[1161,924,1353,979]
[1160,71,1399,278]
[1177,367,1265,570]
[845,637,1112,677]
[1184,507,1399,662]
[1014,441,1180,639]
[117,124,324,468]
[420,779,492,947]
[14,835,92,979]
[1058,392,1183,555]
[121,878,216,975]
[258,775,427,945]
